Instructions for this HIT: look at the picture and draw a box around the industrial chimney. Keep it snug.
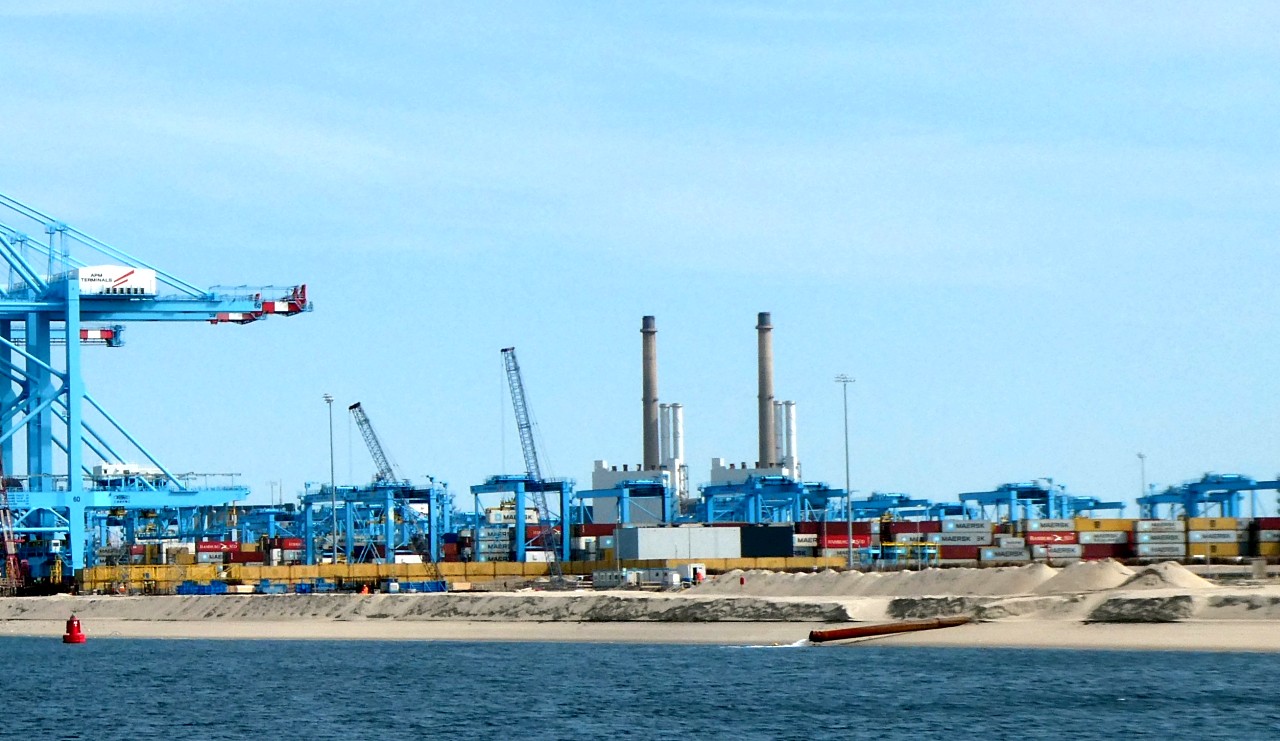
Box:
[757,312,775,467]
[642,315,660,470]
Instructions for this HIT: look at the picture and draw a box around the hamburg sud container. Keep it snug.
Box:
[1026,531,1078,545]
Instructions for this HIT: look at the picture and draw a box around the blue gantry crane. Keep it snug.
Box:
[0,193,310,579]
[469,348,571,572]
[958,480,1125,521]
[1137,473,1280,519]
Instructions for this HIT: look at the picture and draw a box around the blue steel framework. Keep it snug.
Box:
[695,476,845,524]
[470,475,573,562]
[958,481,1126,522]
[0,194,309,577]
[300,482,453,564]
[1137,474,1280,519]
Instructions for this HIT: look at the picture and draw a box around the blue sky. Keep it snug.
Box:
[3,2,1277,511]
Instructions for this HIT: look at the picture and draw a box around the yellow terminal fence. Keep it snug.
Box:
[77,557,855,594]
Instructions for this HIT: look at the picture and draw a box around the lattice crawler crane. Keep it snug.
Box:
[501,347,565,585]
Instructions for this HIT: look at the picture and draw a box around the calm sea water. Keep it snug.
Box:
[3,637,1278,740]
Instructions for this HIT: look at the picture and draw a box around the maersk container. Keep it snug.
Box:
[1188,530,1243,543]
[1135,532,1185,544]
[1032,544,1084,559]
[995,536,1026,548]
[1023,519,1074,532]
[616,526,741,561]
[928,532,993,546]
[1134,520,1186,533]
[942,520,992,533]
[1257,530,1280,543]
[1136,543,1187,558]
[77,265,158,296]
[980,548,1030,562]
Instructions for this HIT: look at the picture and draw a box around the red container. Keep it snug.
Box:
[129,545,146,556]
[818,534,873,549]
[798,521,872,535]
[1082,544,1132,559]
[939,545,980,559]
[1026,531,1078,545]
[228,551,264,563]
[1253,517,1280,530]
[576,523,616,537]
[886,521,943,535]
[195,541,240,553]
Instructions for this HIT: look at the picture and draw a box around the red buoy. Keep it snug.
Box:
[62,614,86,644]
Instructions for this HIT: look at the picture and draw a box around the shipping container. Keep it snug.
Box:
[1188,530,1245,543]
[885,521,943,535]
[1082,544,1132,559]
[1187,517,1237,531]
[1190,543,1240,558]
[818,534,873,549]
[1253,517,1280,530]
[1026,531,1078,545]
[994,536,1026,548]
[794,521,873,535]
[616,526,741,560]
[927,532,993,546]
[1134,532,1185,544]
[938,545,980,560]
[793,533,818,548]
[1135,543,1187,558]
[1078,531,1129,545]
[980,548,1030,562]
[1074,519,1133,532]
[577,523,616,537]
[195,541,240,553]
[1022,519,1074,532]
[1032,544,1084,559]
[1259,543,1280,557]
[1258,530,1280,543]
[942,520,993,533]
[1133,520,1186,533]
[740,525,795,558]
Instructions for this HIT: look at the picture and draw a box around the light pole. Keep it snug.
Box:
[324,393,337,561]
[1137,452,1147,501]
[835,375,855,569]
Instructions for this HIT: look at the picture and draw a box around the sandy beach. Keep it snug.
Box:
[5,561,1280,651]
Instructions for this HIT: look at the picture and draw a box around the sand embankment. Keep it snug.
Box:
[4,561,1280,649]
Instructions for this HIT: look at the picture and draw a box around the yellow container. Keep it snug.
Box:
[1074,519,1134,532]
[1190,543,1240,558]
[290,565,320,580]
[491,562,523,576]
[1258,543,1280,557]
[1188,518,1238,531]
[754,557,788,570]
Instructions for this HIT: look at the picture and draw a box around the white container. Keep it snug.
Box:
[592,569,640,589]
[942,520,992,533]
[793,533,818,548]
[1189,530,1243,543]
[1258,530,1280,543]
[77,265,157,295]
[995,536,1026,548]
[1023,519,1074,532]
[1033,544,1084,559]
[616,526,741,560]
[1136,544,1187,558]
[980,548,1030,562]
[1134,520,1186,533]
[928,532,993,546]
[1135,532,1184,544]
[1079,531,1129,545]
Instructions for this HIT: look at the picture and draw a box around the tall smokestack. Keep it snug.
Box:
[642,315,660,470]
[757,311,775,467]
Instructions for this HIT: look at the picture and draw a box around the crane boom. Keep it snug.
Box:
[349,402,398,484]
[501,347,564,583]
